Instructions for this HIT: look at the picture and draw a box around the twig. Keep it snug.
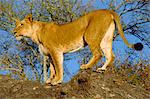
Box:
[0,67,22,72]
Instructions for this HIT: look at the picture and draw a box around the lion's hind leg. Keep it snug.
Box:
[80,44,103,70]
[96,47,115,72]
[96,21,115,72]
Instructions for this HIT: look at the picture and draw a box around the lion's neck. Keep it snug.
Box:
[31,21,56,45]
[31,21,44,44]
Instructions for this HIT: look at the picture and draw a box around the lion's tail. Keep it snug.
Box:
[110,11,143,51]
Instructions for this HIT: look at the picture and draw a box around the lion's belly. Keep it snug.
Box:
[63,38,84,53]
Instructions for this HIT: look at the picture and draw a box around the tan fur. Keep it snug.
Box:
[13,10,134,85]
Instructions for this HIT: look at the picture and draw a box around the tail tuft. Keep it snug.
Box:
[133,43,143,51]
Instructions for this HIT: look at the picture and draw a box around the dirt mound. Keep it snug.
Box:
[0,70,150,99]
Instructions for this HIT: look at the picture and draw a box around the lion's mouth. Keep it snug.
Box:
[16,36,23,40]
[15,34,30,41]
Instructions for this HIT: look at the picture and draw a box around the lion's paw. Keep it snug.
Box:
[96,67,106,73]
[50,78,63,85]
[45,78,52,84]
[80,64,90,70]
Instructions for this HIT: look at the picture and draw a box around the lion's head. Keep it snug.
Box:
[13,14,33,40]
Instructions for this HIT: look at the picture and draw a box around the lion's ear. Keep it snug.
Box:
[25,14,33,22]
[12,18,20,25]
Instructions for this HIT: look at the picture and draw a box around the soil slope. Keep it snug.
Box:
[0,70,150,99]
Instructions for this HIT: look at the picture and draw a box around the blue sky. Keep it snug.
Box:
[0,0,149,82]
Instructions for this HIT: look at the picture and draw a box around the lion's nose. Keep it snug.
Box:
[14,32,17,34]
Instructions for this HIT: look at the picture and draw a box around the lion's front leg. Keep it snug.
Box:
[46,62,55,84]
[49,51,64,85]
[43,56,49,83]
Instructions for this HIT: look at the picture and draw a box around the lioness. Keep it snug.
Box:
[13,10,143,85]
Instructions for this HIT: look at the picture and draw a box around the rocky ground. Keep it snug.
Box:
[0,69,150,99]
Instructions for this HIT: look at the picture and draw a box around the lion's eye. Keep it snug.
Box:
[21,23,23,26]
